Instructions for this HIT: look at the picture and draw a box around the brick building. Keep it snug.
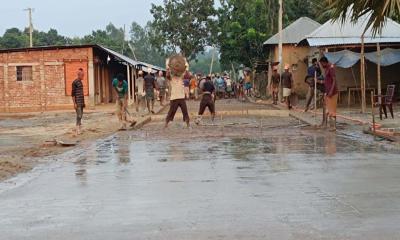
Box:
[0,45,163,112]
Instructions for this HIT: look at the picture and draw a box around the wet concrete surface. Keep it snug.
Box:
[1,102,400,239]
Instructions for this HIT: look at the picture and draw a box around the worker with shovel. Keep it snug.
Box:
[195,76,216,125]
[113,74,136,130]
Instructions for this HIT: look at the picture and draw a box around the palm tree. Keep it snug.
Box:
[326,0,400,35]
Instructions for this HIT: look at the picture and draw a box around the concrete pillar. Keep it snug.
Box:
[3,64,8,112]
[88,60,95,108]
[127,64,131,104]
[39,62,46,111]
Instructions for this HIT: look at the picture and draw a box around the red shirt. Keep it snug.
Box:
[324,65,337,96]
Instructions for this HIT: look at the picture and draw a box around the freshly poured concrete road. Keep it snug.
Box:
[1,101,400,240]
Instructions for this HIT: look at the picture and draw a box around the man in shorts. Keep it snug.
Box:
[113,73,136,130]
[144,68,156,114]
[156,71,167,106]
[195,76,215,125]
[244,70,252,96]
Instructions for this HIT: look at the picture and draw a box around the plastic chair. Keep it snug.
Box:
[374,85,396,120]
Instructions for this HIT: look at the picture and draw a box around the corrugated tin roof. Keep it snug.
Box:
[0,44,165,71]
[303,14,400,47]
[264,17,321,45]
[98,45,165,71]
[98,45,140,66]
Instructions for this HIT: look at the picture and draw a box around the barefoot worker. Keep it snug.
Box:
[144,68,156,114]
[135,70,145,113]
[113,73,136,130]
[165,55,190,128]
[195,76,216,125]
[156,71,167,106]
[282,64,294,110]
[270,66,280,105]
[71,68,85,135]
[320,57,338,131]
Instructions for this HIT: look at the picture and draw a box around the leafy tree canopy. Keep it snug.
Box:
[150,0,217,60]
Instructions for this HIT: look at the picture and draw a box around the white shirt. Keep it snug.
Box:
[137,77,144,95]
[169,77,185,100]
[226,78,232,87]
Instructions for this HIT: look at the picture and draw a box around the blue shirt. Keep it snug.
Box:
[307,65,322,78]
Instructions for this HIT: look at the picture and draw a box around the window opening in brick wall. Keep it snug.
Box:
[16,66,33,81]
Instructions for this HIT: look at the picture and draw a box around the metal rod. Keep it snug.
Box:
[314,71,317,125]
[371,90,376,133]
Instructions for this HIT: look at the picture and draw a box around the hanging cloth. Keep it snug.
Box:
[365,48,400,66]
[324,50,361,68]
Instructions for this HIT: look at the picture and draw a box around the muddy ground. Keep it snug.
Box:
[0,105,156,181]
[1,100,399,239]
[0,100,266,180]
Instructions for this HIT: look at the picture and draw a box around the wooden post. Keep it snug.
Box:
[127,64,131,104]
[267,56,272,97]
[314,71,317,124]
[278,0,283,102]
[371,90,376,133]
[377,42,382,96]
[209,45,215,75]
[360,34,366,113]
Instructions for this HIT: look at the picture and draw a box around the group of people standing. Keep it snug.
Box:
[269,56,338,131]
[70,55,338,134]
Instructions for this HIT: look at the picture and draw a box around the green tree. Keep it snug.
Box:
[129,21,167,67]
[189,48,221,74]
[216,0,331,70]
[80,23,127,54]
[33,29,69,46]
[0,28,28,49]
[150,0,217,59]
[217,0,269,68]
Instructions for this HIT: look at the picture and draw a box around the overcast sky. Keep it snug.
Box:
[0,0,164,37]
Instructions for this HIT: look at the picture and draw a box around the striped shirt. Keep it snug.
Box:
[71,79,85,107]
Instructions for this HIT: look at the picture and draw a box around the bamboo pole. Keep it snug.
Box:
[314,71,317,125]
[360,34,366,113]
[377,42,382,96]
[127,65,131,104]
[278,0,283,102]
[371,90,376,133]
[209,45,216,75]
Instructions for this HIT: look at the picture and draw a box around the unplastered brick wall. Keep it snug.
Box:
[0,47,91,112]
[0,67,4,112]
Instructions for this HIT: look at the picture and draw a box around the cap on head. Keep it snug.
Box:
[284,64,290,70]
